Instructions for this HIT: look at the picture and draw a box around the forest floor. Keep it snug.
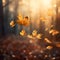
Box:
[0,34,60,60]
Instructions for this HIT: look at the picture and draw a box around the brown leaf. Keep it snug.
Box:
[44,38,52,43]
[46,46,53,50]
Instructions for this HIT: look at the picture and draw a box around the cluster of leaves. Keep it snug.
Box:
[20,29,43,39]
[10,14,30,27]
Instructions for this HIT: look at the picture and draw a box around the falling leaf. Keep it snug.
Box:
[44,38,52,43]
[20,30,26,36]
[36,34,42,39]
[27,35,33,38]
[16,19,23,25]
[10,21,15,27]
[52,30,59,36]
[45,28,49,31]
[17,14,23,20]
[49,29,54,34]
[46,46,53,50]
[16,16,30,26]
[32,30,37,37]
[23,16,30,26]
[49,29,59,36]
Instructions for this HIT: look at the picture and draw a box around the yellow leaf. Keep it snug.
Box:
[52,30,59,36]
[49,29,54,34]
[36,34,42,39]
[27,35,33,38]
[44,38,52,43]
[46,46,53,50]
[32,30,37,37]
[20,30,26,36]
[17,14,23,20]
[23,16,30,26]
[16,16,30,26]
[16,19,24,25]
[10,21,15,27]
[45,28,49,31]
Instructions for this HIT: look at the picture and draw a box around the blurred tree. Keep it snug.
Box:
[55,0,60,31]
[3,0,9,35]
[0,0,4,37]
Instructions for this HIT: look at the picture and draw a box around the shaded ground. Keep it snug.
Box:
[0,34,60,60]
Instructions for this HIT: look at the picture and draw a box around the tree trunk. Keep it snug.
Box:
[0,0,4,37]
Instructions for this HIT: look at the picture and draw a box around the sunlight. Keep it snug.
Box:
[29,0,52,13]
[29,0,40,13]
[2,0,6,6]
[42,0,51,8]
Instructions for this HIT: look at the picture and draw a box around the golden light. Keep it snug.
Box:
[42,0,52,8]
[58,7,60,13]
[29,0,40,13]
[2,0,6,6]
[53,4,57,8]
[9,5,14,12]
[47,9,54,16]
[29,0,52,13]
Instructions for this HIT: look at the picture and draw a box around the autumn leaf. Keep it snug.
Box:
[20,30,26,36]
[45,28,49,31]
[49,29,59,36]
[46,45,53,50]
[44,38,52,43]
[27,35,33,39]
[36,34,42,39]
[52,30,59,36]
[16,16,30,26]
[23,16,30,26]
[17,14,23,20]
[16,19,23,25]
[10,21,15,27]
[32,30,37,37]
[49,29,54,34]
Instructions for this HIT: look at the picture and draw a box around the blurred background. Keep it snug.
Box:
[0,0,60,60]
[0,0,60,37]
